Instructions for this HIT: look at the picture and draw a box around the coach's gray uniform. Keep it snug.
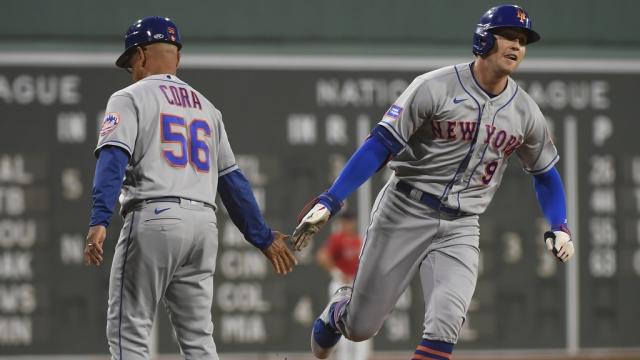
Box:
[339,63,558,343]
[96,74,236,359]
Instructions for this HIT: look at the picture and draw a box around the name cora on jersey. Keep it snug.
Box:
[159,84,202,110]
[432,120,523,157]
[100,112,120,136]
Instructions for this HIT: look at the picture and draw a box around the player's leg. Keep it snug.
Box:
[106,204,188,360]
[414,216,480,359]
[164,206,219,359]
[312,180,440,357]
[338,184,441,340]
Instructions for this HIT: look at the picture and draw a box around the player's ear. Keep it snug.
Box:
[136,46,147,68]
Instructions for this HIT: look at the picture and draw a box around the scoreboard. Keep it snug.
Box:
[0,56,638,355]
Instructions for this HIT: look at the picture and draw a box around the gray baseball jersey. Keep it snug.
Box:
[333,62,558,345]
[97,73,238,210]
[379,63,558,214]
[97,74,234,359]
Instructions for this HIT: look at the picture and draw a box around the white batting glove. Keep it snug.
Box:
[291,203,330,251]
[544,230,574,262]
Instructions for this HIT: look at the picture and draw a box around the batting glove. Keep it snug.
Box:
[544,225,574,263]
[291,192,342,251]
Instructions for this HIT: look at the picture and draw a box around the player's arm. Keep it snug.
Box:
[84,146,130,266]
[218,169,297,274]
[291,125,403,250]
[292,76,431,250]
[533,166,574,262]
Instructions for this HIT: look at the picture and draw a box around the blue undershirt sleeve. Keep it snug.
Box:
[533,166,568,231]
[89,146,129,227]
[218,169,274,251]
[318,125,399,212]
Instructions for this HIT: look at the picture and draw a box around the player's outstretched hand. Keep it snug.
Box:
[84,225,107,266]
[291,203,330,251]
[544,230,574,263]
[263,231,298,275]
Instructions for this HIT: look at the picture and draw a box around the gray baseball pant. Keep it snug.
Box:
[106,199,219,359]
[336,177,480,344]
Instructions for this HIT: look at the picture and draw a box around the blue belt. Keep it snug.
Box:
[124,197,215,215]
[395,181,471,217]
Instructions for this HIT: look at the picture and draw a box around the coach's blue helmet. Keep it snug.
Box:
[472,4,540,56]
[116,16,182,68]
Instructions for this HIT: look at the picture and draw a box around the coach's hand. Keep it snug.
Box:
[291,203,331,251]
[263,231,297,274]
[544,230,574,263]
[84,225,107,266]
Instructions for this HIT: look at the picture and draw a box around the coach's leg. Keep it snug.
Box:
[107,208,184,360]
[415,216,480,359]
[164,209,219,360]
[107,212,148,360]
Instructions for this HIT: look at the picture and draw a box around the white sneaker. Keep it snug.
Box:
[310,286,352,359]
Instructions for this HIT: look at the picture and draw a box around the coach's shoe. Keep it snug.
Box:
[311,285,352,359]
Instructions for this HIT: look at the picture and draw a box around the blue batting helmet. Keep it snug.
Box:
[116,16,182,68]
[472,4,540,56]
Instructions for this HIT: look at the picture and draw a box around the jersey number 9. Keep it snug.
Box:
[161,114,211,172]
[481,160,499,184]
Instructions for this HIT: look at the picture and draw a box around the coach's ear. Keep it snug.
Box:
[136,46,147,68]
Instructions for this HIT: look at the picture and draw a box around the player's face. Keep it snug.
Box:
[487,28,527,75]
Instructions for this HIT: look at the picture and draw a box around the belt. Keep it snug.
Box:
[124,197,215,215]
[395,181,471,217]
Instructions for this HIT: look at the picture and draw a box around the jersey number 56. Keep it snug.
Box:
[161,114,211,172]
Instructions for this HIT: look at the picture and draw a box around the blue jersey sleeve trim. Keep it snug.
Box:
[526,154,560,175]
[218,164,239,177]
[218,169,274,251]
[533,166,568,228]
[370,125,404,155]
[95,141,133,158]
[324,135,392,205]
[89,146,129,227]
[378,121,409,147]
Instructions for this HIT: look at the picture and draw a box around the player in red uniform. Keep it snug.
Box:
[316,212,372,360]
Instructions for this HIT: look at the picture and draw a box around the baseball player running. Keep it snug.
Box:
[83,16,297,360]
[292,5,574,359]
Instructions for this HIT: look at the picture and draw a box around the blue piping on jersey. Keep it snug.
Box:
[469,62,500,98]
[218,163,238,175]
[528,153,559,175]
[439,64,483,204]
[97,140,133,156]
[379,121,410,147]
[141,78,187,86]
[118,211,136,360]
[456,84,519,210]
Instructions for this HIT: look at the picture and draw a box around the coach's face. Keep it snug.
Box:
[487,28,527,76]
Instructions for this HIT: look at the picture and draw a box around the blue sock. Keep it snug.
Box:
[412,338,454,360]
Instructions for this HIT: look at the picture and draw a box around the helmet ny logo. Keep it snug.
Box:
[516,9,526,23]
